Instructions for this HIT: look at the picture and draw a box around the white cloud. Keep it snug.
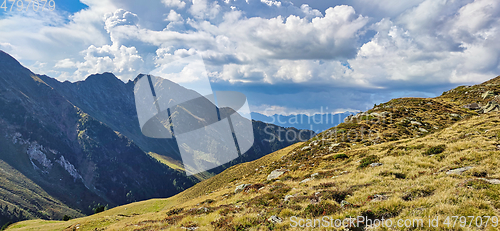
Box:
[67,44,144,81]
[1,0,500,112]
[54,59,77,69]
[162,0,187,9]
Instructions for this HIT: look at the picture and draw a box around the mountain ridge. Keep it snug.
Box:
[0,50,314,228]
[9,75,500,230]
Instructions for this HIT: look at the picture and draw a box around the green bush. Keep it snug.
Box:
[94,204,107,214]
[423,144,446,155]
[358,155,379,169]
[167,208,184,216]
[63,215,71,221]
[402,187,434,201]
[333,153,348,159]
[321,190,352,203]
[303,202,339,217]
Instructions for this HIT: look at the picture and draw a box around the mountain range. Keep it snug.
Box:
[251,112,354,133]
[7,74,500,230]
[0,50,314,227]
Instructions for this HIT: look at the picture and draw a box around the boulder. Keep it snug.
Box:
[482,91,495,99]
[370,194,388,202]
[301,146,311,151]
[419,128,428,133]
[446,166,473,175]
[300,178,312,184]
[344,115,353,123]
[463,103,480,110]
[284,195,295,201]
[481,101,500,113]
[411,121,422,126]
[380,111,390,117]
[267,169,289,181]
[268,215,283,223]
[235,184,251,193]
[478,178,500,185]
[370,163,383,167]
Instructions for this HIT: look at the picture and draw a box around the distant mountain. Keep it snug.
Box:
[0,50,314,227]
[251,112,355,132]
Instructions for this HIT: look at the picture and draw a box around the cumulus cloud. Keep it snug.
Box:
[162,0,186,9]
[1,0,500,113]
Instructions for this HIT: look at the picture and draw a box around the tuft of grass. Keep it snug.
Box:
[312,182,336,190]
[321,189,352,203]
[333,153,349,159]
[465,179,491,189]
[358,155,379,169]
[303,202,339,217]
[423,144,446,155]
[379,171,406,179]
[166,208,183,216]
[402,187,435,201]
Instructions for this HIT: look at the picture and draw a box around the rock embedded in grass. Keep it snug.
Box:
[268,215,282,223]
[235,184,251,193]
[300,178,312,184]
[267,169,289,180]
[446,166,473,175]
[478,178,500,185]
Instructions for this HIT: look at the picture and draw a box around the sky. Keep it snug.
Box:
[1,0,499,116]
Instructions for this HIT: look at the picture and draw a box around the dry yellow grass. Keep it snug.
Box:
[7,143,302,231]
[8,77,500,231]
[9,112,500,231]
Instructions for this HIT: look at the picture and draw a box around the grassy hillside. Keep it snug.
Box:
[0,160,82,227]
[9,112,500,230]
[6,143,302,231]
[7,77,500,230]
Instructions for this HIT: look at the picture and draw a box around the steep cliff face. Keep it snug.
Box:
[0,51,198,220]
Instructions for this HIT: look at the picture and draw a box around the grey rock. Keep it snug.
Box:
[463,103,480,110]
[419,128,428,133]
[370,194,388,202]
[235,184,251,193]
[284,195,295,201]
[482,91,495,99]
[446,166,473,175]
[311,173,319,178]
[380,111,390,117]
[268,215,282,223]
[300,178,312,184]
[479,178,500,185]
[411,121,422,126]
[340,200,350,208]
[301,146,311,151]
[481,101,500,113]
[267,169,289,181]
[370,163,383,167]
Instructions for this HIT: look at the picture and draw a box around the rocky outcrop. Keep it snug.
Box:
[478,101,500,113]
[267,169,288,181]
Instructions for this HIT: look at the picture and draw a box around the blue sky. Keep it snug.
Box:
[1,0,499,116]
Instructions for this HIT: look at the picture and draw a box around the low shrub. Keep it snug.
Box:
[358,155,379,169]
[423,144,446,155]
[402,187,435,201]
[303,202,339,217]
[321,189,352,203]
[313,182,336,190]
